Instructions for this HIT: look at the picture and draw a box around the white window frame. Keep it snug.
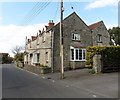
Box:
[70,47,86,61]
[72,33,80,41]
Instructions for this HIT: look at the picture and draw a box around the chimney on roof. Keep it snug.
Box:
[28,39,31,43]
[39,30,41,36]
[31,36,36,41]
[37,33,38,37]
[48,20,54,27]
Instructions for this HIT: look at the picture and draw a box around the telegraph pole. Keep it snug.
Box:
[60,0,64,79]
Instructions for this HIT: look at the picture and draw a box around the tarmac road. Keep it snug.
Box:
[2,64,118,99]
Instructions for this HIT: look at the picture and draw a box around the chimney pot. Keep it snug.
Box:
[48,20,54,27]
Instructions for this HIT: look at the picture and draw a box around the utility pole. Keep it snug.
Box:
[60,0,64,79]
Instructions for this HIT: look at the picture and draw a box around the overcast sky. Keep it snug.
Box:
[0,0,119,57]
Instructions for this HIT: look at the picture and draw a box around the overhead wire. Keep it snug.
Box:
[20,2,40,26]
[2,1,52,42]
[53,2,59,23]
[21,0,51,25]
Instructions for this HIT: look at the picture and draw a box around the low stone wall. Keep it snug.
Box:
[70,61,85,70]
[23,64,51,74]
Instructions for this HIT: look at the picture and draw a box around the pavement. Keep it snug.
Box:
[42,68,119,98]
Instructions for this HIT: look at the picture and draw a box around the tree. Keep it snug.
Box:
[12,45,23,55]
[108,27,120,45]
[1,53,13,64]
[12,45,24,62]
[14,53,24,62]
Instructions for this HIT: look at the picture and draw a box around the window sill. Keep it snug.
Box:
[70,60,86,62]
[97,41,102,43]
[72,40,81,42]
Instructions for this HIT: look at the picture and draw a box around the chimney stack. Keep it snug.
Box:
[48,20,54,27]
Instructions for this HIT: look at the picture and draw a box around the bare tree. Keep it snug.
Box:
[12,45,24,62]
[12,45,24,55]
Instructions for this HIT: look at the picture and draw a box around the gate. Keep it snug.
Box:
[101,54,120,73]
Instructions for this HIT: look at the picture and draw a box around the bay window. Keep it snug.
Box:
[70,47,86,61]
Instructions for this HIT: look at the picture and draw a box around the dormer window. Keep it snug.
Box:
[72,33,80,41]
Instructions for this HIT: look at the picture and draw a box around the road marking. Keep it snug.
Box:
[52,80,55,82]
[66,85,69,87]
[42,77,45,79]
[93,94,97,98]
[26,70,39,76]
[16,67,39,76]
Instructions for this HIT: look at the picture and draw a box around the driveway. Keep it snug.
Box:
[43,69,118,98]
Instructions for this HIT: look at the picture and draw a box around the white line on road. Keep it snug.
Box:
[66,85,69,87]
[16,67,39,76]
[52,80,55,82]
[92,94,97,98]
[42,77,45,79]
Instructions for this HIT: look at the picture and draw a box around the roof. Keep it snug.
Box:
[89,21,103,30]
[51,12,90,31]
[0,53,9,54]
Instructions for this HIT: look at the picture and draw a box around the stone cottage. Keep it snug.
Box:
[24,12,110,72]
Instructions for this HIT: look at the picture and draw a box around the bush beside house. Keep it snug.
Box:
[86,46,120,73]
[14,53,24,68]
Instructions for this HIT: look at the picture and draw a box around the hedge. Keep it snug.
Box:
[86,46,120,69]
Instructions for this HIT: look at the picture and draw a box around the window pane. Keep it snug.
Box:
[78,34,80,40]
[76,49,79,60]
[71,49,74,60]
[72,34,74,40]
[37,54,40,63]
[46,52,48,62]
[83,50,86,60]
[79,49,82,60]
[75,34,77,40]
[76,34,79,40]
[97,34,102,42]
[72,33,80,41]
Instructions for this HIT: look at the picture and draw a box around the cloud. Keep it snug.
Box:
[0,23,46,57]
[0,22,117,57]
[106,24,118,29]
[85,0,119,10]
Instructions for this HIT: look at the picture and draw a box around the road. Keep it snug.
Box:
[2,64,117,98]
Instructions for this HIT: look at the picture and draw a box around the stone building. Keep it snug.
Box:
[24,12,110,72]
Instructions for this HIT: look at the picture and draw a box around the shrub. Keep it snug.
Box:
[89,68,96,74]
[86,46,120,69]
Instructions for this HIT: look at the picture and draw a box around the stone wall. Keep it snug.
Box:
[93,54,102,73]
[53,12,93,72]
[69,61,85,69]
[92,21,110,46]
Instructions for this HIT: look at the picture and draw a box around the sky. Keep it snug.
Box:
[0,0,119,57]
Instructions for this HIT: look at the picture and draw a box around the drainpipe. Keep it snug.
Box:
[51,30,54,73]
